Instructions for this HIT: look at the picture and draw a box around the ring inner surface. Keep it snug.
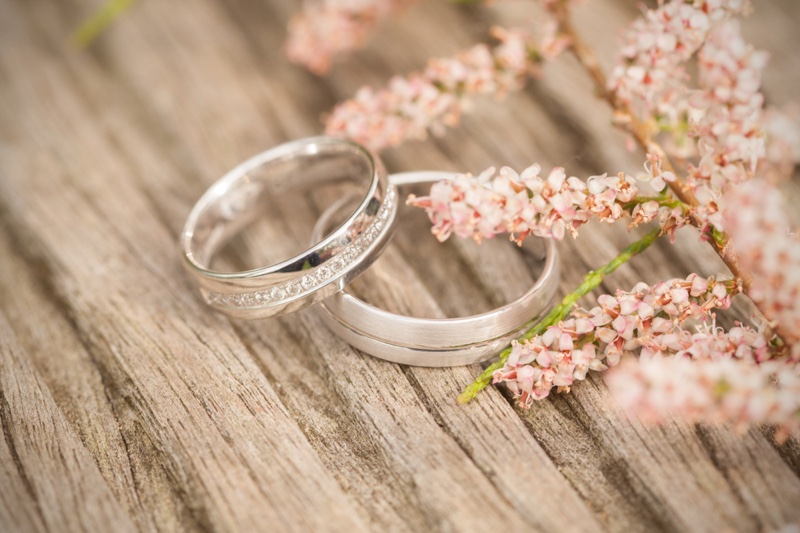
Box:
[190,145,374,274]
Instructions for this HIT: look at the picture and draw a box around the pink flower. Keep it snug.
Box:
[607,348,799,442]
[724,179,800,359]
[759,104,800,182]
[685,20,768,229]
[538,20,571,61]
[493,275,741,406]
[608,0,751,122]
[325,26,563,151]
[285,0,415,75]
[637,153,675,193]
[613,12,774,236]
[408,161,688,243]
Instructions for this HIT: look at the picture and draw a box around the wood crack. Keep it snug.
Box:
[0,202,212,533]
[694,425,762,527]
[0,387,44,523]
[512,386,672,530]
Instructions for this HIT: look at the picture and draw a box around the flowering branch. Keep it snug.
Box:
[608,353,800,443]
[493,275,744,406]
[550,1,788,338]
[407,161,683,244]
[458,227,661,404]
[724,180,800,359]
[325,24,568,151]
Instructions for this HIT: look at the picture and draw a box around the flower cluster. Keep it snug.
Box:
[608,0,751,123]
[286,0,415,75]
[407,160,683,244]
[607,337,799,442]
[685,20,768,229]
[759,105,800,182]
[610,5,784,236]
[493,275,740,405]
[325,25,565,151]
[724,180,800,359]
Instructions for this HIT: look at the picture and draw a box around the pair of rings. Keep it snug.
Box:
[181,137,559,366]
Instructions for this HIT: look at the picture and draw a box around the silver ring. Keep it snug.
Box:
[315,171,560,366]
[181,137,398,318]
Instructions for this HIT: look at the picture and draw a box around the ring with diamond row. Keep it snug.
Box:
[181,137,398,319]
[314,171,560,367]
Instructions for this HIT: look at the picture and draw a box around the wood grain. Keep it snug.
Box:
[0,0,798,531]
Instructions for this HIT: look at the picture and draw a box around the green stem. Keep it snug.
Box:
[457,226,661,404]
[621,196,684,211]
[72,0,135,48]
[710,227,727,248]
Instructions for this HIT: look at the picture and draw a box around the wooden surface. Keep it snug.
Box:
[2,1,800,531]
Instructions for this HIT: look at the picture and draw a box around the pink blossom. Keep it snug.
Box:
[636,152,676,193]
[408,165,600,242]
[286,0,415,75]
[325,26,563,151]
[759,105,800,181]
[685,20,768,229]
[724,179,800,359]
[607,350,799,442]
[614,13,775,236]
[538,20,571,61]
[493,275,740,405]
[608,0,751,122]
[493,326,604,405]
[408,160,687,243]
[643,320,771,362]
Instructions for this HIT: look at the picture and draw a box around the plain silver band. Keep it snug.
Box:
[180,137,397,318]
[316,171,560,366]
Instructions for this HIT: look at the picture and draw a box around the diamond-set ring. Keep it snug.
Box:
[181,137,396,319]
[200,189,395,313]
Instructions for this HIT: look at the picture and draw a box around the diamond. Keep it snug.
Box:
[330,257,345,272]
[301,276,315,290]
[270,286,286,301]
[286,282,301,296]
[317,266,331,280]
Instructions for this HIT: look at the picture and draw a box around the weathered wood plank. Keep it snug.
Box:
[0,223,194,533]
[0,0,798,531]
[0,428,46,533]
[0,2,371,531]
[0,310,136,532]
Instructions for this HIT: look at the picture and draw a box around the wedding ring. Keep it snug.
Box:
[315,171,560,366]
[181,137,397,318]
